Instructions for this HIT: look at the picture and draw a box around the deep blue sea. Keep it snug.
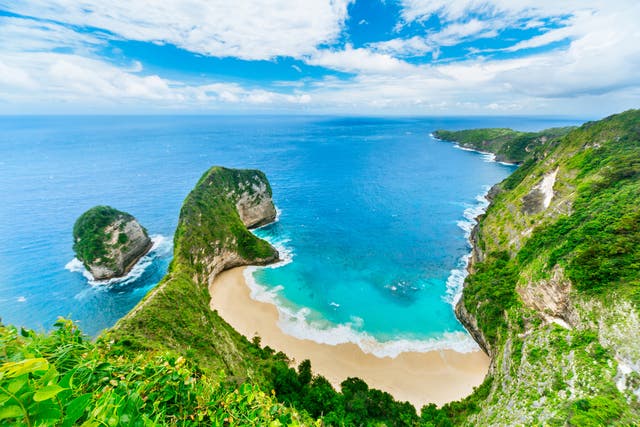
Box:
[0,116,579,352]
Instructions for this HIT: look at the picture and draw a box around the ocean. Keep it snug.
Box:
[0,115,579,351]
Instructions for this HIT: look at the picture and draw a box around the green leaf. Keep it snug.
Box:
[33,384,65,402]
[7,376,27,394]
[62,393,92,427]
[59,371,73,389]
[0,404,23,420]
[31,401,61,423]
[1,358,49,377]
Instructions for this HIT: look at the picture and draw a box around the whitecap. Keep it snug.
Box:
[250,209,294,268]
[452,144,498,163]
[444,186,491,307]
[275,304,480,357]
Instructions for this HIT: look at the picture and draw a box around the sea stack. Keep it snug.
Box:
[73,206,153,280]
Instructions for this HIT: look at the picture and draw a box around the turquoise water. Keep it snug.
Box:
[0,116,578,349]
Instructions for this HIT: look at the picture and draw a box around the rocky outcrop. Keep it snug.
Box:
[517,265,576,328]
[455,295,492,357]
[235,180,277,228]
[73,206,152,280]
[521,168,558,214]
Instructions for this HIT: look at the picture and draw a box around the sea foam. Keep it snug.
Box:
[247,214,481,357]
[444,186,491,306]
[453,144,497,163]
[244,266,479,357]
[65,234,172,288]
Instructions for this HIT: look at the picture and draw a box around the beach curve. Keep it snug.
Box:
[209,266,490,409]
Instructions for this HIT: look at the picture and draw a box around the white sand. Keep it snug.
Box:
[209,267,490,408]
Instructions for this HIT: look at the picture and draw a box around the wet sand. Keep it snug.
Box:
[209,267,490,408]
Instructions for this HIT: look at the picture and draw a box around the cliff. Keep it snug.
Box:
[445,110,640,425]
[73,206,152,280]
[112,166,279,377]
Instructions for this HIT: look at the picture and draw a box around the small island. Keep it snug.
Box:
[73,206,153,280]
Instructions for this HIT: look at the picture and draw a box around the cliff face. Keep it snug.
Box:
[451,110,640,425]
[113,166,278,377]
[73,206,152,280]
[235,180,277,228]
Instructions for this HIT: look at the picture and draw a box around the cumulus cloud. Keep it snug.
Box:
[0,0,352,60]
[0,0,639,116]
[0,51,311,111]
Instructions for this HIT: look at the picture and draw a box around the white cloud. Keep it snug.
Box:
[399,0,593,23]
[0,51,312,111]
[0,0,638,116]
[370,36,434,57]
[0,0,353,60]
[0,16,104,53]
[306,45,415,74]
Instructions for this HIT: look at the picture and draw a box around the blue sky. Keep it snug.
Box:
[0,0,639,115]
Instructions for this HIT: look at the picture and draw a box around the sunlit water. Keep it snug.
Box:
[0,116,578,346]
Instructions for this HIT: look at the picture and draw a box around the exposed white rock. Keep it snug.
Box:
[539,168,558,209]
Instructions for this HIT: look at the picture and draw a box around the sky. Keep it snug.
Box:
[0,0,639,116]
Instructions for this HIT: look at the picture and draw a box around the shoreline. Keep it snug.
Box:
[209,267,490,409]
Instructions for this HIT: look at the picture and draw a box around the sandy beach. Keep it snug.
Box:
[209,267,490,409]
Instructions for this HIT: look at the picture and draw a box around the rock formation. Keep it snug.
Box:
[73,206,152,280]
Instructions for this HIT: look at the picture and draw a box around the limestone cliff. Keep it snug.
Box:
[73,206,152,280]
[113,166,279,377]
[447,110,640,425]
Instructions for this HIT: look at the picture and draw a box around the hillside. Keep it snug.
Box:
[112,166,280,376]
[447,110,640,425]
[433,126,574,164]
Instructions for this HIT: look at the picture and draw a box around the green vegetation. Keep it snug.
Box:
[434,126,573,163]
[450,109,640,424]
[72,206,135,266]
[112,167,278,376]
[4,108,640,426]
[0,319,314,426]
[462,251,520,347]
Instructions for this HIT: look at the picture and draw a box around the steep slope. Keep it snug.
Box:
[112,166,279,378]
[448,110,640,425]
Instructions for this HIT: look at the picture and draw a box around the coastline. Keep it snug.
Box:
[209,267,490,409]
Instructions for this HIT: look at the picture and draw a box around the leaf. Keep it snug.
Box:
[7,376,27,394]
[31,401,61,423]
[62,393,92,427]
[33,384,65,402]
[1,358,49,377]
[0,404,23,420]
[59,371,73,389]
